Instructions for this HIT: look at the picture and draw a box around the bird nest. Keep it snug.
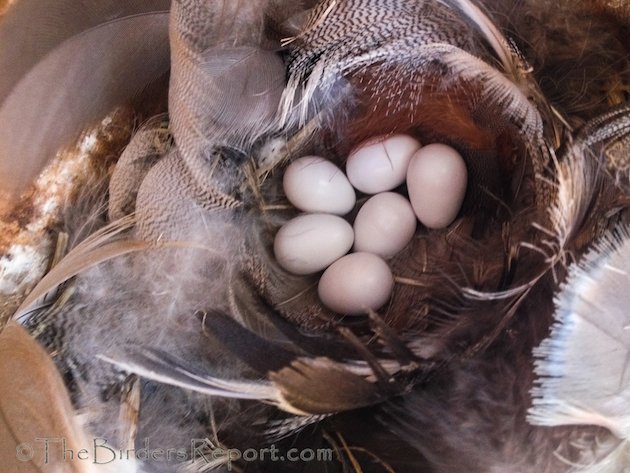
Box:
[1,0,630,472]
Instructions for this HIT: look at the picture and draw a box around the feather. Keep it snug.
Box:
[0,11,170,195]
[574,439,630,473]
[367,310,418,367]
[108,115,171,222]
[527,225,630,472]
[201,310,299,373]
[279,0,477,128]
[546,105,630,267]
[167,0,287,192]
[117,376,141,455]
[169,46,285,151]
[437,0,568,144]
[103,348,392,417]
[14,216,149,319]
[269,357,388,415]
[581,105,630,149]
[99,349,281,402]
[581,104,630,191]
[0,323,89,472]
[529,227,630,437]
[225,274,360,358]
[426,43,543,142]
[467,105,630,304]
[437,0,518,76]
[133,149,245,242]
[530,230,630,438]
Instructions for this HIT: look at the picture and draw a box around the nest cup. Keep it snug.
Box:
[246,71,546,337]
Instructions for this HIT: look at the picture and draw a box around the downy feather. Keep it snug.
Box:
[14,216,148,319]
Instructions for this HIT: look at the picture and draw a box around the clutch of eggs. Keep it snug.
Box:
[274,134,468,315]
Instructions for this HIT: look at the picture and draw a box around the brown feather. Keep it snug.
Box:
[0,323,89,473]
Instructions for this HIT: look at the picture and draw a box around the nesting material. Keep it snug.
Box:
[4,1,630,471]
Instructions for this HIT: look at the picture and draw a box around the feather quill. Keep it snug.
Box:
[99,350,280,402]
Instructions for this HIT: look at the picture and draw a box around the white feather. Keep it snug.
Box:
[437,0,516,74]
[573,439,630,473]
[99,353,280,401]
[280,41,542,143]
[529,227,630,439]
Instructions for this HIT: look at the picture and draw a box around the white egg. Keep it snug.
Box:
[406,143,468,229]
[318,252,394,315]
[274,213,354,275]
[283,156,356,215]
[353,192,416,258]
[346,134,421,194]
